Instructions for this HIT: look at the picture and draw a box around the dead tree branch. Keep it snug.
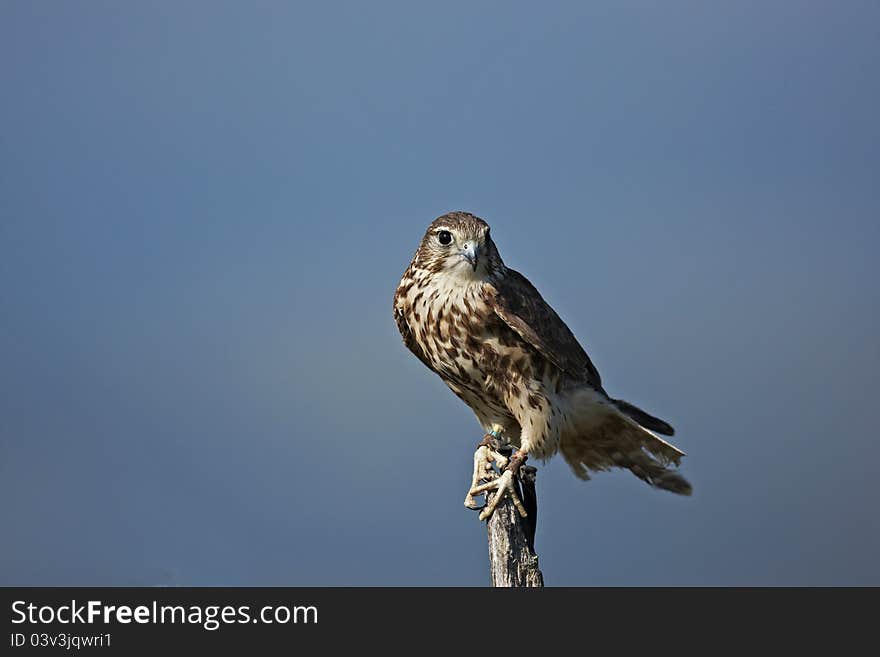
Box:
[483,442,544,587]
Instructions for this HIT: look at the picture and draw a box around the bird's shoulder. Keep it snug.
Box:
[482,268,604,390]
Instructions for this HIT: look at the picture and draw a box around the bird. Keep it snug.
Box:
[393,211,691,520]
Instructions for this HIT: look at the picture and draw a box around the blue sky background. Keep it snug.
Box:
[1,1,878,585]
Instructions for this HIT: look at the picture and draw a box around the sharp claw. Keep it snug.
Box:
[464,493,481,509]
[465,436,529,521]
[475,469,528,521]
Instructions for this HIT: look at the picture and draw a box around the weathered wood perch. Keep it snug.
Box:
[484,444,544,587]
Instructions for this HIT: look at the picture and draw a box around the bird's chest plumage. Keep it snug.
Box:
[398,271,536,421]
[410,278,491,381]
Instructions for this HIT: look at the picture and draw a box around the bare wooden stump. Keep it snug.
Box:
[485,464,544,587]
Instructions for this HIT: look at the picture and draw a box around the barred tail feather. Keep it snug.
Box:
[559,392,692,495]
[624,448,692,495]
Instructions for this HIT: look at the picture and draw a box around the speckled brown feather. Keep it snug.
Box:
[393,211,691,494]
[484,268,604,392]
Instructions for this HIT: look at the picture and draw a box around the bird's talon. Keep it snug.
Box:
[473,468,528,521]
[465,436,529,520]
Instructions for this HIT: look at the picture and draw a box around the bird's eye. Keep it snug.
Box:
[437,230,453,246]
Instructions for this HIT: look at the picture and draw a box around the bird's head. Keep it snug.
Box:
[413,211,503,280]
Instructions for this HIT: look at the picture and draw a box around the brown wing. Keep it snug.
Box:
[393,303,436,373]
[484,268,604,391]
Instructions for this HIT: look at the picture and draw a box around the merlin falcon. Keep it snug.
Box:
[393,212,691,520]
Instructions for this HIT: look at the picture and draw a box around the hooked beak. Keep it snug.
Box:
[460,242,481,271]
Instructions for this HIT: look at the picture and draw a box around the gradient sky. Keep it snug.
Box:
[2,1,878,585]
